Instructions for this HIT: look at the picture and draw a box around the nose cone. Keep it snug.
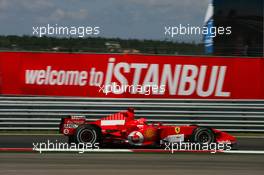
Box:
[215,130,237,144]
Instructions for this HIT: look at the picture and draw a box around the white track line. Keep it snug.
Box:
[33,149,264,154]
[223,150,264,154]
[2,147,264,154]
[34,148,132,153]
[235,136,264,139]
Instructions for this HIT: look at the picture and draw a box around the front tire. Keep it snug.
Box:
[191,127,215,144]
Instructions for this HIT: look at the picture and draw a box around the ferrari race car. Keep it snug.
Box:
[60,108,236,148]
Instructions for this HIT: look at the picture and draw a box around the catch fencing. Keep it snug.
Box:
[0,96,264,132]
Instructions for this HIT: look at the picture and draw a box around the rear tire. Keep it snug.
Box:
[75,124,102,145]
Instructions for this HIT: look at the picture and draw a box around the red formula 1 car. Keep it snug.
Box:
[60,108,236,148]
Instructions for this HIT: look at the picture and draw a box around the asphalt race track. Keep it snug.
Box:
[0,153,263,175]
[0,135,264,175]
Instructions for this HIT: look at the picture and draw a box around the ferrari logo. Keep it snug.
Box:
[175,127,180,134]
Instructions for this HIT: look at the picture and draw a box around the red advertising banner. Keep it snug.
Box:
[0,52,263,99]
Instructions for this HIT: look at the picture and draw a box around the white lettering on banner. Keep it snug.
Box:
[178,65,198,96]
[160,64,181,95]
[131,63,148,93]
[105,58,231,97]
[215,66,230,97]
[24,58,231,97]
[104,57,115,86]
[142,64,159,95]
[25,66,88,86]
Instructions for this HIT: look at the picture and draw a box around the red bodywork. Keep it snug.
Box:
[60,109,236,147]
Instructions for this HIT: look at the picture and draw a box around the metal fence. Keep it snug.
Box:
[0,96,264,132]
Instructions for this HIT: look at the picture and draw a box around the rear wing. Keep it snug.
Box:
[59,115,86,135]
